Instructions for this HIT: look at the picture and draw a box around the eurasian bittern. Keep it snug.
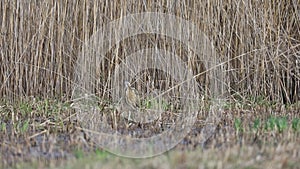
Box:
[124,81,140,109]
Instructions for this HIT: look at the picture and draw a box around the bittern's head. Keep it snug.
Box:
[124,81,131,88]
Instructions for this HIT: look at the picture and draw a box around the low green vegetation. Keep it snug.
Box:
[292,118,300,132]
[0,98,299,168]
[233,116,296,133]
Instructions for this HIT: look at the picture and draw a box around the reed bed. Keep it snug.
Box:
[0,1,299,102]
[0,1,300,167]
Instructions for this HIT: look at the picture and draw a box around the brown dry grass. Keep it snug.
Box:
[0,99,299,168]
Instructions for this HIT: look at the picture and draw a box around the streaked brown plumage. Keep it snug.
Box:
[124,81,139,109]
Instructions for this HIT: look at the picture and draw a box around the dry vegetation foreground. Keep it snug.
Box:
[0,98,299,169]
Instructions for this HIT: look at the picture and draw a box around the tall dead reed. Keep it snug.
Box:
[0,0,299,104]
